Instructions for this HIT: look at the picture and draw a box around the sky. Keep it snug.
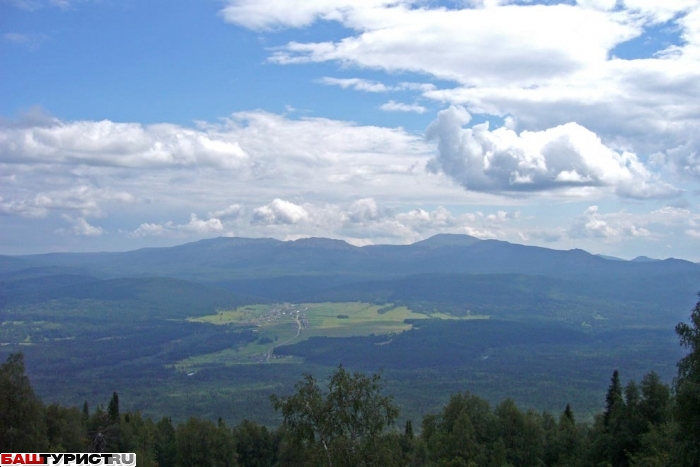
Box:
[1,0,700,261]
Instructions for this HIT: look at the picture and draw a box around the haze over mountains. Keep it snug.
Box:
[3,234,698,280]
[1,233,696,426]
[2,234,699,328]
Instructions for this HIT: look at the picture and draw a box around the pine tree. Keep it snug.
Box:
[604,370,623,427]
[0,353,47,451]
[108,392,120,424]
[674,293,700,465]
[563,404,574,424]
[405,420,414,440]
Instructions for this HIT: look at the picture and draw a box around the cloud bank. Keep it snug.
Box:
[425,106,680,199]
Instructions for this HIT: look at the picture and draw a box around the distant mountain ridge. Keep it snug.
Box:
[2,234,698,282]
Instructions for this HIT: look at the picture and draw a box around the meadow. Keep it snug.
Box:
[179,302,488,369]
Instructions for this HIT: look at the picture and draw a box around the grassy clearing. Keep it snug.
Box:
[188,304,271,325]
[176,302,488,371]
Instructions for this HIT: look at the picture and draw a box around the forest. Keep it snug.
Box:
[1,294,699,467]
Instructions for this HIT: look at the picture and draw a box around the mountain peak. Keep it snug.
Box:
[290,237,355,249]
[631,256,659,262]
[412,234,482,248]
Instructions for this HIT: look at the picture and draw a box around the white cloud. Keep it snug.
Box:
[568,206,624,238]
[219,0,402,31]
[252,199,310,225]
[345,197,382,223]
[486,210,519,224]
[0,119,249,169]
[395,206,455,230]
[0,110,436,219]
[0,185,135,218]
[621,0,698,23]
[208,204,244,219]
[319,77,436,94]
[380,100,427,114]
[61,215,104,237]
[268,3,635,86]
[2,106,695,258]
[131,222,168,238]
[0,196,49,218]
[663,138,700,180]
[565,205,700,241]
[318,77,391,92]
[225,1,700,189]
[425,106,680,198]
[132,214,224,238]
[575,0,617,11]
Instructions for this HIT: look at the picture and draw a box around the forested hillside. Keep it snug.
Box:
[2,294,699,466]
[1,235,697,430]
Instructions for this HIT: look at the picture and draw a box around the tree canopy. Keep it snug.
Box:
[271,365,400,466]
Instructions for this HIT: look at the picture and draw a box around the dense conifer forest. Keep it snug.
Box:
[2,294,699,466]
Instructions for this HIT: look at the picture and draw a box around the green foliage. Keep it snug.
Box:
[604,370,623,427]
[174,417,237,467]
[0,352,47,451]
[494,399,545,466]
[271,365,400,466]
[674,293,700,465]
[422,392,494,466]
[155,417,177,467]
[108,392,120,424]
[3,279,699,466]
[0,347,690,467]
[232,419,279,467]
[115,412,158,467]
[45,403,86,452]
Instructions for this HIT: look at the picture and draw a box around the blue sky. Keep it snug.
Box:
[2,0,700,261]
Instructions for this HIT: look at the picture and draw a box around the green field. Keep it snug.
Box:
[178,302,488,370]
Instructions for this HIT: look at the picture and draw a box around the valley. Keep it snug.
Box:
[0,234,697,426]
[180,302,486,368]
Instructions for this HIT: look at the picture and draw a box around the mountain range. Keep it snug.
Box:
[2,234,699,326]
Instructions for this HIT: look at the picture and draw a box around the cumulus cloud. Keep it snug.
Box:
[223,0,700,188]
[132,214,224,238]
[266,3,634,86]
[0,110,429,177]
[0,118,249,169]
[337,200,523,243]
[568,206,624,238]
[0,185,134,218]
[0,196,49,218]
[395,206,456,230]
[252,199,310,225]
[425,106,680,198]
[208,204,244,219]
[345,198,382,223]
[219,0,400,31]
[564,205,700,241]
[486,210,519,224]
[620,0,698,23]
[663,138,700,180]
[61,215,104,236]
[0,109,441,253]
